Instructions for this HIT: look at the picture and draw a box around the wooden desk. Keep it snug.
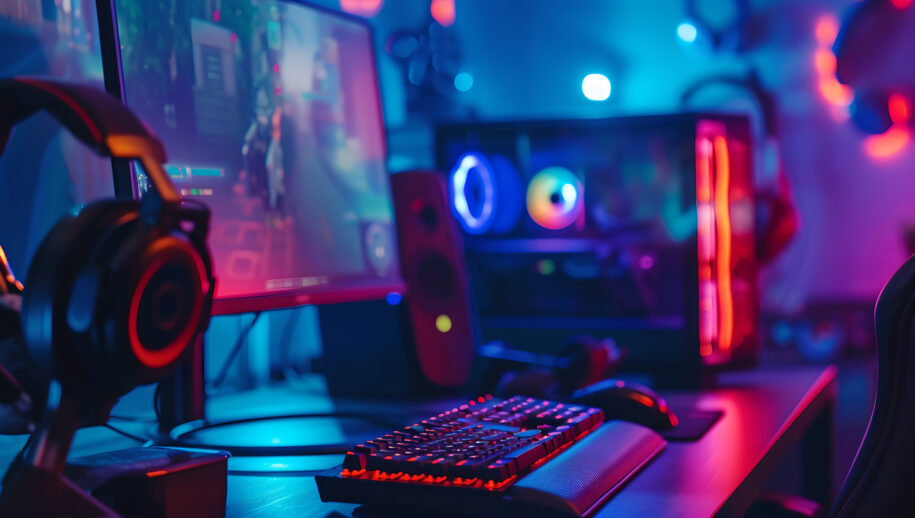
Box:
[223,365,837,518]
[596,366,837,518]
[0,365,838,518]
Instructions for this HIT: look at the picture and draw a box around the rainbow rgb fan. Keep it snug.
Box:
[525,167,584,230]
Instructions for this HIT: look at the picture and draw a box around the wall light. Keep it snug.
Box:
[582,73,611,101]
[677,22,698,43]
[454,72,474,92]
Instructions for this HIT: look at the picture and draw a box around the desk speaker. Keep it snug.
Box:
[316,171,474,395]
[390,171,474,388]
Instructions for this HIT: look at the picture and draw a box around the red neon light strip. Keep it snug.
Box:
[713,135,733,352]
[696,136,716,356]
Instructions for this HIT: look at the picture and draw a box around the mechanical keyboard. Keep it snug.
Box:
[315,395,667,517]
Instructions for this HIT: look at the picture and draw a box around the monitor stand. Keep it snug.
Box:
[0,382,119,516]
[156,335,407,469]
[158,335,207,431]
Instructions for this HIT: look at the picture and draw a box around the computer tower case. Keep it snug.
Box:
[435,114,758,387]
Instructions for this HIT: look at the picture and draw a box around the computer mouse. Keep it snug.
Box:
[569,379,679,432]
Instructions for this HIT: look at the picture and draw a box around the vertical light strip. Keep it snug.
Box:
[696,136,716,357]
[713,135,733,352]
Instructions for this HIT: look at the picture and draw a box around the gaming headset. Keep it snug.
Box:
[0,77,215,406]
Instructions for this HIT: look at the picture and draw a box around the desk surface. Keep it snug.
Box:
[0,365,838,518]
[596,366,836,517]
[223,366,837,518]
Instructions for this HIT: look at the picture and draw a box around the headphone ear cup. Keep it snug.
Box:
[21,200,135,388]
[100,225,209,389]
[24,199,210,396]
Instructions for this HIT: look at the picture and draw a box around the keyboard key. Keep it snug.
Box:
[343,452,366,470]
[503,441,549,471]
[513,429,541,440]
[407,424,426,434]
[354,443,375,454]
[482,458,518,481]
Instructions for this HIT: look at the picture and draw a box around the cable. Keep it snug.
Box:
[103,423,151,444]
[208,312,262,389]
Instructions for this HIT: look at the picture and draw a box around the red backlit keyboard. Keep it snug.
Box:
[316,395,667,517]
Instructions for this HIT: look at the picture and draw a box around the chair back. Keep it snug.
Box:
[832,253,915,517]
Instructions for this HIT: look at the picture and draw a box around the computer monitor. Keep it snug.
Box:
[100,0,403,315]
[0,1,112,274]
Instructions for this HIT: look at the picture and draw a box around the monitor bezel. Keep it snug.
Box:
[97,0,406,315]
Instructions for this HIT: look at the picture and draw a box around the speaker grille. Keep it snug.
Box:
[415,252,455,300]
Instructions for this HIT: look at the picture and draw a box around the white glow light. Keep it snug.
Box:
[582,73,611,101]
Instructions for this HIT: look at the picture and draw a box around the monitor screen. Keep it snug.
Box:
[105,0,402,313]
[0,0,113,277]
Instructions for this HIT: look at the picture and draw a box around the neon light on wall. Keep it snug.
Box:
[864,94,911,159]
[815,14,910,158]
[431,0,456,27]
[812,15,853,110]
[451,152,496,234]
[814,16,838,46]
[677,22,698,43]
[340,0,384,17]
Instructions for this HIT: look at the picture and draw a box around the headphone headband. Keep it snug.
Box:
[680,71,778,137]
[0,77,179,204]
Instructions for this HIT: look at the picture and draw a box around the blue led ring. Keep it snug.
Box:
[450,152,496,234]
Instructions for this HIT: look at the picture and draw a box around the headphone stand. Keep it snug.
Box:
[157,334,207,432]
[0,381,119,516]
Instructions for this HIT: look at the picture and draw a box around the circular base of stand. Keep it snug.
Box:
[168,413,399,466]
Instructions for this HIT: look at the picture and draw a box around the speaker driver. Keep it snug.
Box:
[414,252,455,301]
